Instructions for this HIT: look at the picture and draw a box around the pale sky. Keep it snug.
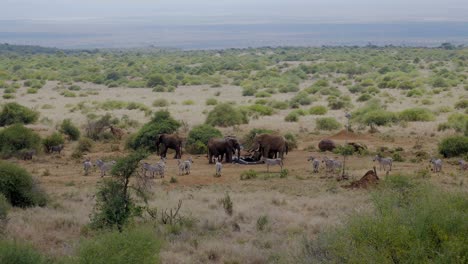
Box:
[2,0,468,23]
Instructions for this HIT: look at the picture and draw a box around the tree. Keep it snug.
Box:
[146,74,166,87]
[0,102,39,126]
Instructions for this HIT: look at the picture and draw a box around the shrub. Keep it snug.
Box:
[357,93,372,102]
[290,92,312,106]
[152,98,169,107]
[284,132,298,150]
[315,117,342,131]
[26,88,38,94]
[0,102,39,126]
[146,74,166,87]
[309,105,328,115]
[285,112,299,122]
[268,100,289,110]
[60,119,80,140]
[77,137,93,152]
[240,169,258,180]
[182,100,195,105]
[205,98,218,105]
[220,193,233,216]
[0,161,47,207]
[186,124,222,154]
[328,96,352,110]
[437,113,468,134]
[2,94,15,99]
[301,178,468,263]
[254,91,271,98]
[438,136,468,157]
[248,104,274,116]
[205,103,248,127]
[42,132,64,153]
[256,215,269,231]
[127,110,180,152]
[77,227,162,264]
[69,85,81,91]
[455,99,468,109]
[0,124,41,158]
[352,100,398,127]
[0,240,46,264]
[399,108,435,122]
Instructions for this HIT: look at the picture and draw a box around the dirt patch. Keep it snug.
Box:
[329,130,371,141]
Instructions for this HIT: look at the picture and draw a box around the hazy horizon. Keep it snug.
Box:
[1,0,468,49]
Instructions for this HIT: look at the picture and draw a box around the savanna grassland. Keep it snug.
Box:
[0,44,467,264]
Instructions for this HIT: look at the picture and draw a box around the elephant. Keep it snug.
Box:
[250,134,288,159]
[207,137,241,164]
[156,134,183,159]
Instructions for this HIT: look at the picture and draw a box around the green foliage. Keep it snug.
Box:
[240,169,258,180]
[399,108,435,122]
[284,132,298,150]
[77,137,93,152]
[69,85,81,91]
[77,227,162,264]
[146,73,166,87]
[285,112,299,122]
[438,113,468,134]
[186,124,222,154]
[128,110,180,152]
[248,104,274,116]
[327,96,352,110]
[205,103,248,127]
[352,100,398,127]
[309,105,328,115]
[205,98,218,105]
[438,136,468,158]
[455,99,468,109]
[0,240,47,264]
[357,93,372,102]
[0,124,41,158]
[242,128,274,149]
[333,145,354,156]
[0,161,47,207]
[152,98,169,107]
[60,119,80,140]
[302,177,468,263]
[268,100,289,110]
[0,102,39,126]
[256,215,269,231]
[182,100,195,105]
[315,117,342,131]
[42,132,64,153]
[290,91,312,107]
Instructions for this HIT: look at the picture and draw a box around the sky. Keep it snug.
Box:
[2,0,468,23]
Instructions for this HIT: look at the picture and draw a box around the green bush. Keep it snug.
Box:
[399,108,435,122]
[205,98,218,105]
[438,136,468,157]
[182,100,195,105]
[352,100,398,127]
[301,177,468,263]
[127,110,180,152]
[146,74,166,87]
[437,113,468,134]
[152,98,169,107]
[60,119,80,140]
[77,227,162,264]
[285,112,299,122]
[240,170,258,180]
[248,104,274,116]
[284,132,298,150]
[77,137,93,152]
[455,99,468,109]
[315,117,342,131]
[254,91,271,98]
[309,105,328,115]
[186,124,222,154]
[205,103,248,127]
[0,240,46,264]
[357,93,372,102]
[0,102,39,126]
[42,132,64,153]
[69,84,81,91]
[268,100,289,110]
[0,124,41,158]
[0,161,47,207]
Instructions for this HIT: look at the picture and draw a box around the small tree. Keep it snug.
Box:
[334,145,354,179]
[0,124,41,158]
[186,124,222,154]
[42,132,64,153]
[0,102,39,126]
[60,119,80,140]
[90,151,148,231]
[205,103,249,127]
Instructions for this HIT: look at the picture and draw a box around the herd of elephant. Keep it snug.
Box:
[155,133,289,163]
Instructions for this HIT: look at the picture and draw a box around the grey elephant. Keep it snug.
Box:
[250,134,288,159]
[207,136,241,163]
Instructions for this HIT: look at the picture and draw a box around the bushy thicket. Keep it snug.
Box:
[60,119,80,140]
[301,175,468,263]
[205,103,248,127]
[0,124,41,158]
[127,110,180,152]
[352,100,398,127]
[438,136,468,158]
[315,117,342,131]
[186,125,222,154]
[0,161,47,207]
[77,227,162,264]
[438,113,468,134]
[398,108,435,122]
[0,102,39,126]
[0,240,47,264]
[309,105,328,115]
[42,132,64,153]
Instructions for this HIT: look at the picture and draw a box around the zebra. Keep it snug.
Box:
[183,157,193,175]
[95,159,116,177]
[307,156,320,173]
[215,157,222,176]
[50,144,64,154]
[177,159,186,175]
[142,162,165,178]
[429,158,443,173]
[262,157,283,173]
[83,159,92,176]
[322,157,341,173]
[373,155,393,172]
[459,160,468,171]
